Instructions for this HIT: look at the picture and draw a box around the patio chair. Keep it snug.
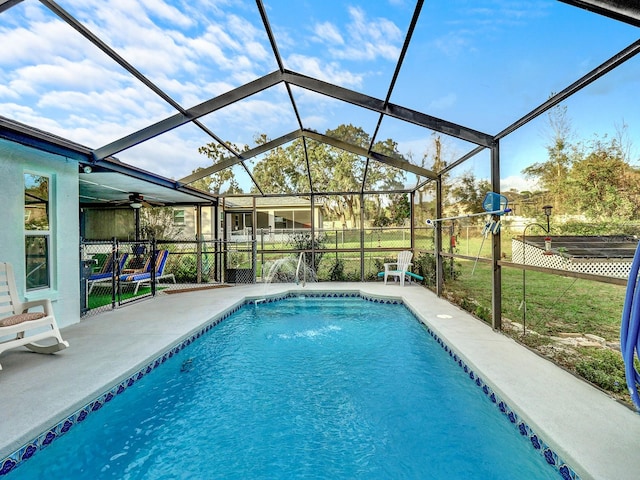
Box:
[120,249,175,294]
[87,252,128,294]
[0,262,69,371]
[381,251,422,286]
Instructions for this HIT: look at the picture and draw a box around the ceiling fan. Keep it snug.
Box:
[111,193,164,209]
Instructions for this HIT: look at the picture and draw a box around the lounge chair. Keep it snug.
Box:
[87,252,128,294]
[0,262,69,371]
[380,251,423,286]
[119,249,175,294]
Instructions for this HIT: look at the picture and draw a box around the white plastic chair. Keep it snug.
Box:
[383,251,414,286]
[0,262,69,371]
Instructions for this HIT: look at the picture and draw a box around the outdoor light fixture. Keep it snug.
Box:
[130,202,142,209]
[543,204,553,231]
[80,164,92,174]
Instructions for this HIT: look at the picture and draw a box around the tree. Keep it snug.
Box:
[250,135,309,194]
[413,133,451,225]
[247,124,407,228]
[388,193,411,226]
[522,102,575,213]
[140,207,184,240]
[567,135,640,221]
[451,172,491,220]
[194,141,247,194]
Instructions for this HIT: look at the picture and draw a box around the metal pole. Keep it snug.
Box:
[111,237,118,309]
[360,193,365,281]
[252,197,257,282]
[427,208,511,224]
[410,191,415,251]
[150,238,157,296]
[213,200,220,282]
[449,222,454,277]
[311,194,316,271]
[491,140,502,331]
[435,177,443,295]
[196,204,202,283]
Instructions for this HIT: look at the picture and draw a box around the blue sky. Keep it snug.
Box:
[0,0,638,192]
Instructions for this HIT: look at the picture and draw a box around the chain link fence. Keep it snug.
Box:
[80,238,257,316]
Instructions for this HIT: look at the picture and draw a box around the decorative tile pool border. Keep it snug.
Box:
[1,291,578,479]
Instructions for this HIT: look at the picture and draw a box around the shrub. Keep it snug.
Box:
[575,349,627,393]
[328,258,346,281]
[553,221,640,236]
[171,255,198,282]
[287,232,327,271]
[414,252,461,287]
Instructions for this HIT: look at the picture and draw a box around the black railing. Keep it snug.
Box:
[80,238,258,316]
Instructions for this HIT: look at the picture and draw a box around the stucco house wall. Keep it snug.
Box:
[0,138,80,329]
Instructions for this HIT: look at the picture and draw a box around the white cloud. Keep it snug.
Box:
[207,97,295,140]
[0,103,38,122]
[318,6,402,62]
[0,84,18,100]
[286,7,401,92]
[140,0,194,29]
[10,59,129,96]
[0,19,97,66]
[286,54,363,88]
[120,135,204,179]
[160,78,235,109]
[300,114,327,131]
[500,175,539,193]
[313,22,344,45]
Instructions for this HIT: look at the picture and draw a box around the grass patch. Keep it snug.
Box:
[575,349,627,394]
[88,286,154,309]
[448,259,625,340]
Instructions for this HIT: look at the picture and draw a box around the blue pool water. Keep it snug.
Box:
[11,296,562,479]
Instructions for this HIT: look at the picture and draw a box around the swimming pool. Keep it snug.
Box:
[2,294,576,479]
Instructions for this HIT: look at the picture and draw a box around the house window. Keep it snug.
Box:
[173,209,185,225]
[24,173,51,290]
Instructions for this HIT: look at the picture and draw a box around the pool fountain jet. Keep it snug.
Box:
[255,253,317,304]
[263,253,317,286]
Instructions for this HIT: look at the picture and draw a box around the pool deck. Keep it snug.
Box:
[1,282,640,479]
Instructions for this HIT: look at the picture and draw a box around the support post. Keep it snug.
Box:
[410,191,415,251]
[360,193,365,281]
[491,140,502,330]
[435,177,444,295]
[215,198,222,282]
[252,197,257,243]
[252,197,257,282]
[311,194,316,271]
[196,204,202,283]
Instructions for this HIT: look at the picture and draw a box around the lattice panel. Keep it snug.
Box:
[511,239,631,279]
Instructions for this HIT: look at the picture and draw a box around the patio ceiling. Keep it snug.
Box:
[1,0,639,203]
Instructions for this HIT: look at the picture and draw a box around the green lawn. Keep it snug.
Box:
[88,286,154,309]
[448,259,624,339]
[444,258,630,403]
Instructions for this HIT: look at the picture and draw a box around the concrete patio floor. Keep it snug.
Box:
[1,282,639,479]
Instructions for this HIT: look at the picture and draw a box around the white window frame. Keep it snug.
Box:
[173,208,185,225]
[24,172,52,291]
